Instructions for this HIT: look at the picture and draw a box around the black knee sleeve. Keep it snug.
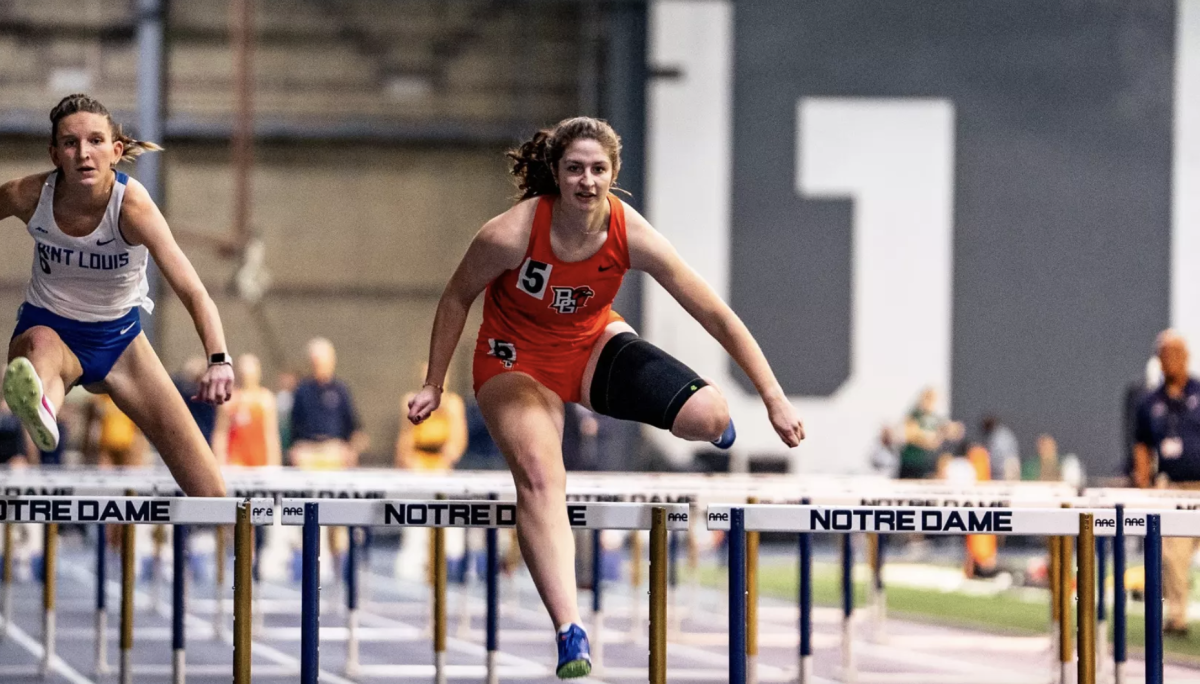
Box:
[589,332,708,430]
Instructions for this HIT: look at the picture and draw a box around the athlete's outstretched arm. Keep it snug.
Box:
[626,206,804,447]
[408,203,532,424]
[119,178,234,404]
[0,174,47,225]
[0,180,16,223]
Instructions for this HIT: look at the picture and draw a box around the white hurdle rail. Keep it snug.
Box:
[0,496,272,684]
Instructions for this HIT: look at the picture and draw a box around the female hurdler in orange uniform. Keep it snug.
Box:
[409,117,803,678]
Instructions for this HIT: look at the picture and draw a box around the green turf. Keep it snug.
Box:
[698,560,1200,661]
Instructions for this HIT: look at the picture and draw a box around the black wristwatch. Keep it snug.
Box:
[209,352,233,367]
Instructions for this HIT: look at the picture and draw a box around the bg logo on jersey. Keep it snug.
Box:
[550,286,595,314]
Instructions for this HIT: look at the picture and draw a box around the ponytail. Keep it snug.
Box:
[49,93,163,165]
[507,117,623,202]
[112,129,164,164]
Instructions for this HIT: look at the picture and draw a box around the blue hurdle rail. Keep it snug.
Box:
[1145,514,1163,684]
[798,498,813,684]
[728,508,747,684]
[1115,503,1127,684]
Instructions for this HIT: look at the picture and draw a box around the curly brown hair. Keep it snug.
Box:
[507,117,622,201]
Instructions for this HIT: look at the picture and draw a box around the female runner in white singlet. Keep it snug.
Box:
[0,94,228,497]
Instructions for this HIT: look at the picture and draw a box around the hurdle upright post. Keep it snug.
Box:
[728,507,747,684]
[486,493,500,684]
[649,506,668,684]
[172,524,188,684]
[434,509,448,684]
[668,528,681,634]
[1114,504,1126,684]
[1059,505,1074,684]
[798,497,813,684]
[345,524,360,677]
[300,502,321,684]
[95,523,109,674]
[120,520,135,684]
[152,523,165,614]
[746,496,760,684]
[2,522,12,642]
[841,533,855,683]
[40,522,58,677]
[1096,535,1108,679]
[1050,534,1061,671]
[1145,514,1163,684]
[233,501,253,683]
[1078,513,1096,684]
[591,527,605,674]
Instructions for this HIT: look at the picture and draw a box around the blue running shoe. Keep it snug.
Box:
[712,418,737,449]
[555,623,592,679]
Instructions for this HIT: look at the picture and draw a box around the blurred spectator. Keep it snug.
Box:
[289,338,367,469]
[1133,329,1200,636]
[275,370,298,454]
[1123,356,1163,479]
[213,354,282,467]
[1025,434,1061,481]
[934,420,968,478]
[173,356,217,445]
[1,398,31,465]
[868,425,899,477]
[84,394,147,467]
[458,400,504,470]
[981,414,1021,481]
[396,363,467,471]
[899,388,947,479]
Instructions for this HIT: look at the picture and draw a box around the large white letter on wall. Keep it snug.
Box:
[647,1,955,470]
[795,98,956,471]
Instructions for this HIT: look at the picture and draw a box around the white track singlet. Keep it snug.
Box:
[24,171,153,322]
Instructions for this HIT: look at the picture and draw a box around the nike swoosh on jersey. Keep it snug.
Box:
[97,238,116,246]
[598,264,615,272]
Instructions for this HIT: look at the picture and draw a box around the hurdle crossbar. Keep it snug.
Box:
[279,498,691,530]
[0,495,271,683]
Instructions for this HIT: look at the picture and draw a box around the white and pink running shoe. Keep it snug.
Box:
[3,357,59,452]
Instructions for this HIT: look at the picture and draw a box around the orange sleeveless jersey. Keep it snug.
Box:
[226,390,270,467]
[473,195,630,402]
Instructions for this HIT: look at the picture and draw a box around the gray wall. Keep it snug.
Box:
[727,1,1175,471]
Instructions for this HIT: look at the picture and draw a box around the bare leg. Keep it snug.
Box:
[7,326,83,414]
[669,385,730,442]
[99,334,226,497]
[579,322,730,441]
[476,372,578,629]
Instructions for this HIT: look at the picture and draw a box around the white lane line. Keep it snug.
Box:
[60,559,361,684]
[0,615,95,684]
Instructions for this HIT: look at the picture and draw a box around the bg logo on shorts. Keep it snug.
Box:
[549,286,595,314]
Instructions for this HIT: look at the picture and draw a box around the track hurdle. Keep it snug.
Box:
[282,497,689,683]
[0,495,271,683]
[709,503,1200,684]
